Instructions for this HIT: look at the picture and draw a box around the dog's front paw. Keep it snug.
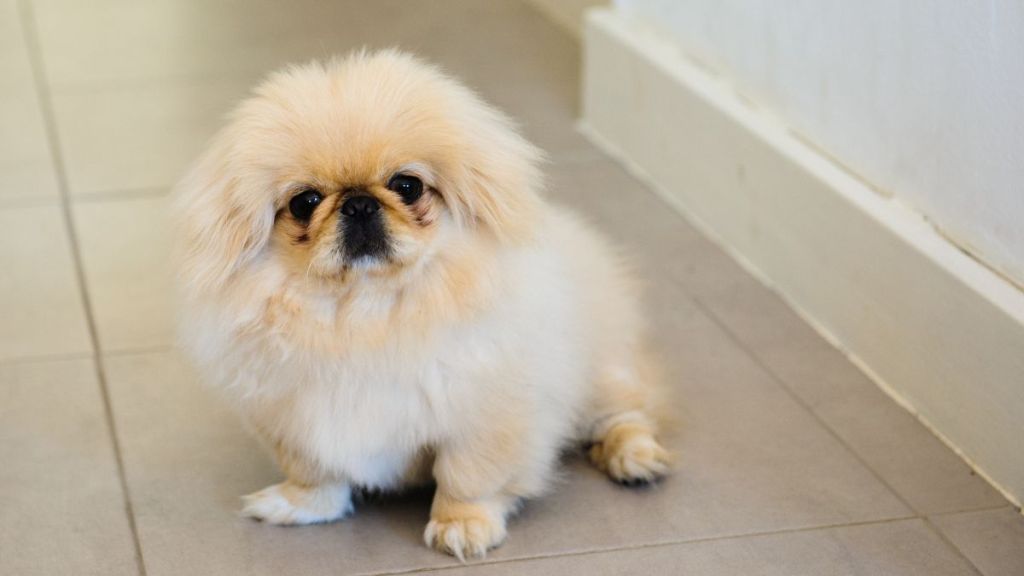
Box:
[242,481,353,525]
[424,502,507,560]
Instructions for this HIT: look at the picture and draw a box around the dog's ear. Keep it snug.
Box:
[441,100,546,244]
[172,129,275,298]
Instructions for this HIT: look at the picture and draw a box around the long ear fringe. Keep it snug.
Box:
[442,100,547,244]
[171,131,275,299]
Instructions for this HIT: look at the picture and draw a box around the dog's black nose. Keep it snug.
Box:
[341,195,381,218]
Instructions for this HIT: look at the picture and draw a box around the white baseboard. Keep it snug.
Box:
[582,8,1024,507]
[521,0,605,38]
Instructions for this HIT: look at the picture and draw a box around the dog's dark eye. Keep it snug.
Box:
[387,174,424,204]
[288,189,323,221]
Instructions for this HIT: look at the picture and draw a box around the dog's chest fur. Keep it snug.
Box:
[238,295,524,489]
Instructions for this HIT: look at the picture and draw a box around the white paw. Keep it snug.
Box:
[242,482,353,525]
[424,513,507,561]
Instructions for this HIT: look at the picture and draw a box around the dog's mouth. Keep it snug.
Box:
[341,217,392,263]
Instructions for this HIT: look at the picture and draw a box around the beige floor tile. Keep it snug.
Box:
[104,291,908,574]
[0,1,60,203]
[0,0,29,82]
[932,507,1024,576]
[73,194,174,352]
[547,159,753,295]
[0,91,60,203]
[428,519,976,576]
[51,81,248,196]
[0,204,92,361]
[0,358,138,576]
[698,280,1009,515]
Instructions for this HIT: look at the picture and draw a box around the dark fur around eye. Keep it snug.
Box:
[289,189,323,220]
[387,174,424,204]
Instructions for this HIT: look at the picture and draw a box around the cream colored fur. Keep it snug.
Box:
[173,50,670,559]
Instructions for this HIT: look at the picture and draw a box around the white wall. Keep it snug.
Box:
[617,0,1024,287]
[583,7,1024,507]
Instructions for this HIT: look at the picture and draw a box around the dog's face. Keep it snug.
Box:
[270,139,446,278]
[175,51,543,295]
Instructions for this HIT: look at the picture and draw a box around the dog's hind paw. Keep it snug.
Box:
[589,421,671,486]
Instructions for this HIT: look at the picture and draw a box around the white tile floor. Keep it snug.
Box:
[2,1,1022,574]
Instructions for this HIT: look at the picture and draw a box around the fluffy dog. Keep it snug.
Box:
[173,50,670,559]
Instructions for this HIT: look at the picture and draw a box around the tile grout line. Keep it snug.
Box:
[688,295,987,576]
[0,344,178,369]
[0,194,64,211]
[360,515,922,576]
[71,186,170,203]
[928,504,1018,520]
[101,344,178,358]
[16,2,149,575]
[0,350,95,368]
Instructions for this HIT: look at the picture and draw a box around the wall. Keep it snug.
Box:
[524,0,606,37]
[582,7,1024,508]
[617,0,1024,287]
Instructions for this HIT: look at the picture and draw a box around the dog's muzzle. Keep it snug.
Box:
[340,195,390,261]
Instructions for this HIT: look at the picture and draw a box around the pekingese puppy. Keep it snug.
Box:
[173,50,670,559]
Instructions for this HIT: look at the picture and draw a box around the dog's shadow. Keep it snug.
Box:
[351,484,436,548]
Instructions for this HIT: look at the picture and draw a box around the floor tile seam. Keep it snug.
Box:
[927,505,1022,520]
[0,195,63,210]
[71,187,170,203]
[17,2,148,574]
[0,350,95,368]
